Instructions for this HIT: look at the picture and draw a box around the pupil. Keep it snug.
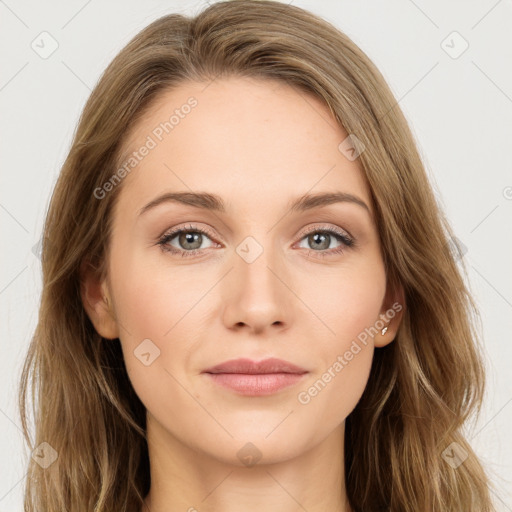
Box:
[311,232,328,250]
[180,232,201,249]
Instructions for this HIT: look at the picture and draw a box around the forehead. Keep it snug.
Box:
[113,76,373,219]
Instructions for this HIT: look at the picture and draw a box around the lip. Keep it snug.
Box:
[202,357,308,375]
[202,358,309,396]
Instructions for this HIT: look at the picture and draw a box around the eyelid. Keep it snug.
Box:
[297,223,353,241]
[158,222,219,241]
[158,222,352,245]
[157,221,356,260]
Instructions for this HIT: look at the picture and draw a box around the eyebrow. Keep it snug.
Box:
[137,191,371,217]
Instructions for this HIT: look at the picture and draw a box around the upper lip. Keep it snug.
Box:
[202,357,308,375]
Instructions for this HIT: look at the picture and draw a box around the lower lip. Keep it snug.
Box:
[204,372,307,396]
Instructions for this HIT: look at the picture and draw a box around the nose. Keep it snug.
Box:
[221,240,293,335]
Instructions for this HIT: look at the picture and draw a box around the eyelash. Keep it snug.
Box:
[156,223,355,259]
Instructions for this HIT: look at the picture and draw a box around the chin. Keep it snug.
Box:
[202,431,307,467]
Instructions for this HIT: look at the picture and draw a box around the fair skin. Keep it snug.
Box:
[81,76,404,512]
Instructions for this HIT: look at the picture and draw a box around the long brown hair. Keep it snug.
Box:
[18,1,496,510]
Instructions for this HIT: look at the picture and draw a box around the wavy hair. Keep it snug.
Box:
[18,0,496,510]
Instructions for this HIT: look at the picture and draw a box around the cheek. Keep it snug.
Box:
[300,259,386,343]
[111,242,210,341]
[112,235,384,410]
[296,343,374,434]
[296,296,379,429]
[110,245,214,394]
[293,263,384,420]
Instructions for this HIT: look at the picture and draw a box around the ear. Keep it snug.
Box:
[79,259,119,340]
[374,278,406,348]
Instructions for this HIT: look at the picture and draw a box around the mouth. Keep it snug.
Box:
[204,372,307,396]
[201,357,309,396]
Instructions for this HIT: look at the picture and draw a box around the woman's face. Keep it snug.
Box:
[83,76,401,466]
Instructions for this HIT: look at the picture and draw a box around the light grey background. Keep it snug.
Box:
[1,0,511,510]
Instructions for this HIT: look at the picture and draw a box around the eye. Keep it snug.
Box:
[156,223,356,258]
[295,225,355,258]
[157,224,218,257]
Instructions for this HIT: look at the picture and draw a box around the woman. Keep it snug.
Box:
[18,1,496,510]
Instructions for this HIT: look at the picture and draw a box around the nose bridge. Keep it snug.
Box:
[222,231,292,332]
[236,231,282,301]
